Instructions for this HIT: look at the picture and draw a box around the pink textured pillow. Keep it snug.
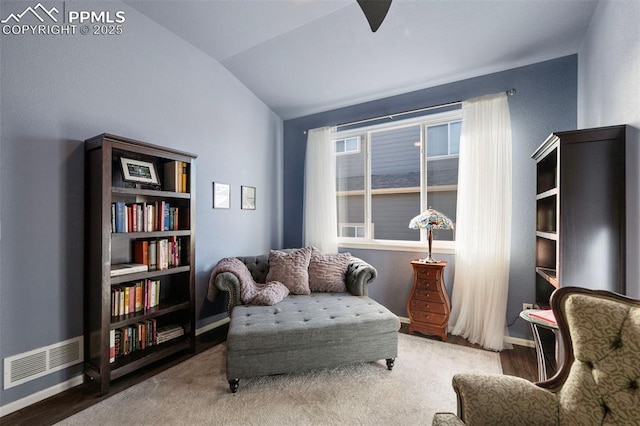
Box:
[266,247,312,295]
[308,249,351,292]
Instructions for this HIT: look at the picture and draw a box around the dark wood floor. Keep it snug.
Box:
[1,324,537,426]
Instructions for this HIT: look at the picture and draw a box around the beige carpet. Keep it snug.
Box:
[58,333,502,425]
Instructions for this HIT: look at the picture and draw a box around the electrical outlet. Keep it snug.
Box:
[522,303,534,311]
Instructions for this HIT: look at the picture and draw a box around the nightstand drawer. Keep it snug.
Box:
[416,269,439,280]
[416,279,439,292]
[410,299,447,314]
[413,288,444,303]
[411,310,447,325]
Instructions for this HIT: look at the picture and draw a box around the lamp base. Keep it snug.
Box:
[421,255,439,263]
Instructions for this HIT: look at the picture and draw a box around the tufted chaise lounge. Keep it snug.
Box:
[213,252,401,393]
[432,286,640,425]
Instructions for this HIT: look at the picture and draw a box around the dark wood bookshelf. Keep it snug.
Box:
[531,125,627,372]
[84,133,197,395]
[532,125,627,303]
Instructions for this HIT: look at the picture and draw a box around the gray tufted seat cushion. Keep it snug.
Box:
[229,293,399,352]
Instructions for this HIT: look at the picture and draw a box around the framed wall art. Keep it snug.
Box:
[241,185,256,210]
[213,182,230,209]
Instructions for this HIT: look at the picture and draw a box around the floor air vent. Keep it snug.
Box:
[4,336,83,389]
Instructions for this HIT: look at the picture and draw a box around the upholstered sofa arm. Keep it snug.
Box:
[346,257,378,296]
[214,272,243,316]
[451,374,559,426]
[431,412,465,425]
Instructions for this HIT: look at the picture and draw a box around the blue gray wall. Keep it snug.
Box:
[0,1,282,407]
[577,0,640,298]
[283,55,578,341]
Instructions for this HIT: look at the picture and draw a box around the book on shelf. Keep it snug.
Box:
[529,309,557,326]
[156,324,184,344]
[148,239,157,270]
[114,202,126,233]
[110,263,148,277]
[133,240,149,266]
[181,162,188,192]
[109,329,116,363]
[164,161,186,193]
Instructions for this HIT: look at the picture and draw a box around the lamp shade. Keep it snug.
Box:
[408,208,453,263]
[408,208,454,231]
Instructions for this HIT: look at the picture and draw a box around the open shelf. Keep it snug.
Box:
[110,265,190,285]
[536,267,558,288]
[110,301,191,328]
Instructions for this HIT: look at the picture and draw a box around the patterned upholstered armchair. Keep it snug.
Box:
[432,286,640,425]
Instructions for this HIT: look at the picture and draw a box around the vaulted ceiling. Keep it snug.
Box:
[127,0,599,120]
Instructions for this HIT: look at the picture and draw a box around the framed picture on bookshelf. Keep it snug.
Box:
[241,185,256,210]
[213,182,230,209]
[120,157,160,185]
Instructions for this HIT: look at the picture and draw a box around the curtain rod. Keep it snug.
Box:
[303,88,516,134]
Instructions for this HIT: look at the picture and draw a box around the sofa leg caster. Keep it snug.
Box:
[229,379,239,393]
[386,358,395,370]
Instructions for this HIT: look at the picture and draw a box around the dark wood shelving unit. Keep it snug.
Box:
[531,125,627,374]
[84,133,197,394]
[532,125,627,305]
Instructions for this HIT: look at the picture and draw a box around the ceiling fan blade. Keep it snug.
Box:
[357,0,392,32]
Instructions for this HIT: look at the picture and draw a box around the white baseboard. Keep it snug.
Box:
[0,374,84,417]
[398,315,535,348]
[504,336,535,348]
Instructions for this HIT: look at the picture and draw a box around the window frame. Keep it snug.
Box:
[335,109,462,253]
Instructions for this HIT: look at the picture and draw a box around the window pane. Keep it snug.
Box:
[370,125,421,241]
[426,190,457,241]
[335,139,345,153]
[427,124,448,157]
[427,157,458,187]
[450,121,461,154]
[345,137,358,152]
[336,136,365,238]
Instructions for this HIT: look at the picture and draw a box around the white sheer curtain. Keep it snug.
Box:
[303,126,338,253]
[449,93,513,351]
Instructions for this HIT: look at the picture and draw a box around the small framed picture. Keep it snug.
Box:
[241,186,256,210]
[213,182,230,209]
[120,157,159,185]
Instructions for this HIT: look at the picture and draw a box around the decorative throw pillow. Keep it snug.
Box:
[308,248,351,292]
[265,247,312,295]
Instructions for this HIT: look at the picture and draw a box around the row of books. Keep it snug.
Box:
[164,161,189,193]
[112,201,186,233]
[110,320,157,362]
[109,322,185,363]
[133,237,186,271]
[111,279,161,317]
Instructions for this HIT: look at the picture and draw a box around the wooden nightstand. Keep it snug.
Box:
[406,260,450,341]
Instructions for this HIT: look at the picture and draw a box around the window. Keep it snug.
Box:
[335,110,461,247]
[334,136,360,154]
